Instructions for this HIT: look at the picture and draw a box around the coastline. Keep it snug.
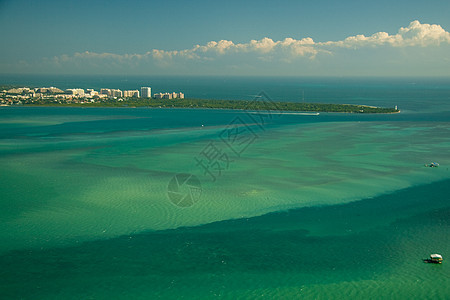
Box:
[2,104,401,115]
[4,99,400,114]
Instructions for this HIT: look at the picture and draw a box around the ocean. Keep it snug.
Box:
[0,76,449,299]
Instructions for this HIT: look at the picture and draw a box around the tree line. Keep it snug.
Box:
[23,97,399,113]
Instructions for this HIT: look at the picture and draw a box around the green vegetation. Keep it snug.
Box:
[21,97,399,113]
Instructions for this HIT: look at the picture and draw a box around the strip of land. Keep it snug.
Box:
[18,98,399,113]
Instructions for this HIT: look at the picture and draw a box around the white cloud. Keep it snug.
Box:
[398,20,450,46]
[323,20,450,48]
[41,20,449,73]
[145,20,450,60]
[147,36,323,62]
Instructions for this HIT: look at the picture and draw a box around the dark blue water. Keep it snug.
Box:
[2,75,450,112]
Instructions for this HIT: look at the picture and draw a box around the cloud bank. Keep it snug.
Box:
[57,21,450,63]
[325,20,450,48]
[9,20,450,75]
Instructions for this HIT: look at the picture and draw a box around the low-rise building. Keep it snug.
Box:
[100,88,111,97]
[111,89,123,98]
[66,88,85,97]
[85,89,98,98]
[154,92,185,99]
[7,87,30,94]
[124,90,140,98]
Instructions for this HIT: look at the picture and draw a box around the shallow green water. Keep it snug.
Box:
[0,106,449,299]
[1,180,449,299]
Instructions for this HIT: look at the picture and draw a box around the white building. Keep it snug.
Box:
[48,87,64,93]
[124,90,140,98]
[86,89,98,98]
[141,87,152,98]
[111,89,123,98]
[100,88,111,96]
[153,92,185,99]
[66,88,85,97]
[153,93,163,99]
[154,92,172,99]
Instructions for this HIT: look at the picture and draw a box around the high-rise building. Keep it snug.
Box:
[141,87,152,98]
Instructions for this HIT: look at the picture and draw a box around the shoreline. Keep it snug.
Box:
[2,99,400,114]
[2,104,402,114]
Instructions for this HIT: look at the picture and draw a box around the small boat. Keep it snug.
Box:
[425,162,439,168]
[423,254,443,264]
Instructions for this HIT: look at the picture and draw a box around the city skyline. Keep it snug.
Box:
[1,85,185,105]
[1,0,450,77]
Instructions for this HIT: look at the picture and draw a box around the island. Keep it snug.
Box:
[1,85,400,113]
[7,98,400,114]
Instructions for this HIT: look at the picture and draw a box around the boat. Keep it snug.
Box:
[425,162,439,168]
[423,254,443,264]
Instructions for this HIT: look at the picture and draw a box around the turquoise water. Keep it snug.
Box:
[1,77,450,299]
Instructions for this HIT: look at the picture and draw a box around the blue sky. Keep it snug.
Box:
[1,0,450,76]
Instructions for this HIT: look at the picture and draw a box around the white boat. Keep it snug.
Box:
[424,254,443,264]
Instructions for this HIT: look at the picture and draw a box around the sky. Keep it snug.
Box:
[1,0,450,76]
